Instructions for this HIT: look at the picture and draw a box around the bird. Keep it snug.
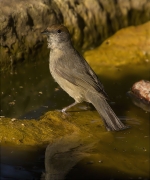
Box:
[41,24,128,131]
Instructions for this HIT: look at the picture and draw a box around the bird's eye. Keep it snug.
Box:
[57,29,61,33]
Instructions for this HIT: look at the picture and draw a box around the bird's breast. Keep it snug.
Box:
[49,49,63,79]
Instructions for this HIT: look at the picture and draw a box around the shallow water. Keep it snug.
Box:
[0,60,73,119]
[66,110,150,180]
[0,58,150,179]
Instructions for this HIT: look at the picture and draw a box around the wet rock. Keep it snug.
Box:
[128,80,150,112]
[0,110,106,145]
[84,21,150,68]
[131,80,150,102]
[0,111,80,145]
[0,0,150,71]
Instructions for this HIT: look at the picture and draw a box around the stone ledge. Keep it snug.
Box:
[0,110,106,146]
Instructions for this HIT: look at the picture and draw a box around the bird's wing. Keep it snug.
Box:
[55,51,109,99]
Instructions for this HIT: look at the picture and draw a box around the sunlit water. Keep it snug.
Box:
[0,58,150,180]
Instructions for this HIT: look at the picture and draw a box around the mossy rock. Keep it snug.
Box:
[84,21,150,68]
[0,110,109,146]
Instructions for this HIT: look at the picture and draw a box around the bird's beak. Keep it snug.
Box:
[41,30,49,35]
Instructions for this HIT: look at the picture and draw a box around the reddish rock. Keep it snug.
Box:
[131,80,150,102]
[128,80,150,112]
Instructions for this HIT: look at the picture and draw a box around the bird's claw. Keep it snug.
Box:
[61,108,68,115]
[56,109,68,116]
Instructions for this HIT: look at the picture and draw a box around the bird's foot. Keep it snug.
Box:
[61,108,68,115]
[56,108,70,116]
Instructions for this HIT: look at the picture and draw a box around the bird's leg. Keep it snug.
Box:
[61,102,78,113]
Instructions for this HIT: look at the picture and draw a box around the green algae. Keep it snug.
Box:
[0,109,112,146]
[0,111,80,145]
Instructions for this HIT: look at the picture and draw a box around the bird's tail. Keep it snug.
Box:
[86,91,128,131]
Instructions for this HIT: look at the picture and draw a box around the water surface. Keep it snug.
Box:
[0,58,150,180]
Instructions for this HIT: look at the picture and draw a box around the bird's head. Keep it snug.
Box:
[41,24,71,49]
